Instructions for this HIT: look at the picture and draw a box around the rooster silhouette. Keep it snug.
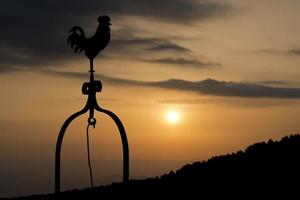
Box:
[67,15,111,71]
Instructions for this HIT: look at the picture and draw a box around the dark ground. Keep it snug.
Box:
[5,134,300,199]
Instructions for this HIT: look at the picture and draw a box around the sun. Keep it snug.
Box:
[166,110,180,124]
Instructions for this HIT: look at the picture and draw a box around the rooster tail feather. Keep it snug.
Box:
[67,26,86,54]
[68,26,85,37]
[70,39,75,49]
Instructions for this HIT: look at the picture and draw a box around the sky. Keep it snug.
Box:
[1,0,300,197]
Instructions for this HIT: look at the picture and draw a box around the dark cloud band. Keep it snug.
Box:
[45,70,300,99]
[0,0,231,72]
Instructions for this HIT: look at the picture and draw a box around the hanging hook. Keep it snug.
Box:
[88,117,96,128]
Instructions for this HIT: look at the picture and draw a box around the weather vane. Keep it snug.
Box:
[55,15,129,194]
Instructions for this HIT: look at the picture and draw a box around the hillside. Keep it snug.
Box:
[7,134,300,199]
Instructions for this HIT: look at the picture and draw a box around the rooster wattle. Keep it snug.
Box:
[67,15,111,71]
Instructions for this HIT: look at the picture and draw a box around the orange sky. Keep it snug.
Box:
[1,0,300,197]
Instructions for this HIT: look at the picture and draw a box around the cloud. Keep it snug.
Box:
[44,70,145,86]
[158,98,300,108]
[254,80,288,86]
[252,49,282,54]
[153,78,300,98]
[44,70,300,99]
[0,0,232,73]
[108,35,191,54]
[253,80,300,87]
[288,49,300,55]
[146,57,222,69]
[66,0,232,23]
[106,34,220,69]
[147,43,191,52]
[253,48,300,56]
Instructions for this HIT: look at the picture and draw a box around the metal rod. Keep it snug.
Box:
[55,106,89,193]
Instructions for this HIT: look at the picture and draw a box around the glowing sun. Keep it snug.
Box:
[166,110,180,124]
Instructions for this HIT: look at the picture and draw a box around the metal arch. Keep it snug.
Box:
[55,71,129,194]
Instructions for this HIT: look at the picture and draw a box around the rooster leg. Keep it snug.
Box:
[89,59,94,72]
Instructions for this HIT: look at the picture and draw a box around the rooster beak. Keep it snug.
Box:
[109,22,112,25]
